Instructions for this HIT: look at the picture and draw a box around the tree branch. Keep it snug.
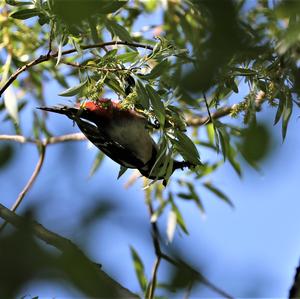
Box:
[185,91,266,126]
[0,133,86,145]
[0,41,153,98]
[0,202,139,298]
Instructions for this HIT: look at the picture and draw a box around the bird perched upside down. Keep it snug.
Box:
[38,99,192,179]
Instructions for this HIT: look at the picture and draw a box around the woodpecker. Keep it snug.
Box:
[38,99,192,179]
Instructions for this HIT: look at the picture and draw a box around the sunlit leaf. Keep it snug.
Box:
[173,131,201,165]
[146,84,165,126]
[105,19,133,42]
[89,152,105,177]
[58,79,88,97]
[4,87,19,124]
[140,60,170,80]
[117,51,139,63]
[167,209,177,243]
[130,247,147,291]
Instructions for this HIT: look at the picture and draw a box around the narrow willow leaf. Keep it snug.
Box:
[117,51,139,63]
[140,60,170,80]
[170,200,189,235]
[59,79,88,97]
[10,8,40,19]
[204,182,234,207]
[150,200,169,223]
[6,1,33,6]
[106,19,133,42]
[186,182,205,214]
[4,87,19,124]
[100,0,127,14]
[149,138,167,177]
[167,209,177,243]
[282,96,293,140]
[103,48,118,59]
[217,126,229,161]
[136,80,149,109]
[231,67,257,76]
[227,144,242,177]
[146,84,165,126]
[89,152,105,177]
[206,123,215,145]
[130,246,147,291]
[104,77,125,96]
[56,38,63,66]
[274,98,284,125]
[173,131,201,165]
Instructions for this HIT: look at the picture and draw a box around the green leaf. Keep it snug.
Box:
[117,51,139,63]
[104,76,126,96]
[130,247,147,291]
[226,78,239,93]
[136,81,149,109]
[282,96,293,140]
[105,19,133,42]
[150,200,169,222]
[4,87,19,124]
[206,123,215,145]
[140,60,170,80]
[170,198,189,235]
[167,209,177,242]
[227,144,242,177]
[117,165,128,179]
[58,79,88,97]
[146,84,165,126]
[6,1,32,6]
[231,67,257,76]
[89,152,105,177]
[52,0,127,24]
[274,98,284,125]
[103,48,118,59]
[149,137,168,178]
[100,0,127,14]
[204,182,234,207]
[10,8,40,19]
[173,131,201,165]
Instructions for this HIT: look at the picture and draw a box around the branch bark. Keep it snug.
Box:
[0,202,139,298]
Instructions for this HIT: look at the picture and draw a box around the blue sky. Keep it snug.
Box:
[1,1,300,297]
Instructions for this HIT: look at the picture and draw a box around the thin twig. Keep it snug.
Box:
[159,253,234,299]
[60,60,129,73]
[0,144,46,232]
[0,203,139,298]
[203,92,212,124]
[47,21,54,57]
[0,41,153,97]
[148,257,161,299]
[185,92,266,126]
[0,132,86,145]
